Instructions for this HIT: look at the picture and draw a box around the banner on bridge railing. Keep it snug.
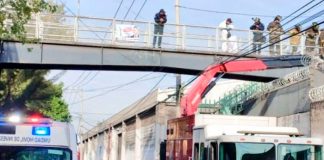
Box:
[115,24,139,41]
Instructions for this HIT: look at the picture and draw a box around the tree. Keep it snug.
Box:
[0,0,57,41]
[0,1,72,121]
[0,69,71,122]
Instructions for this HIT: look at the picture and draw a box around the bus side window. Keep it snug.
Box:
[200,143,206,160]
[194,143,199,160]
[210,142,218,160]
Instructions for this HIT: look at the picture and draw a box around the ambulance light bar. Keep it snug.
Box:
[32,126,51,136]
[0,115,52,124]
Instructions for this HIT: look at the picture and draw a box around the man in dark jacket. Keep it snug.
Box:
[305,22,320,54]
[153,9,167,48]
[267,15,284,55]
[320,28,324,59]
[250,17,265,55]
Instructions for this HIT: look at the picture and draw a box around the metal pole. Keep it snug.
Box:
[175,0,180,49]
[175,0,182,106]
[74,0,80,42]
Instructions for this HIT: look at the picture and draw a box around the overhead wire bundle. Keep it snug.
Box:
[183,0,324,87]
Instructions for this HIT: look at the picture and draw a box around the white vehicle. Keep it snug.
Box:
[0,115,77,160]
[192,114,323,160]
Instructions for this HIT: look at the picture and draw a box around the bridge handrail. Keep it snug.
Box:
[3,13,323,55]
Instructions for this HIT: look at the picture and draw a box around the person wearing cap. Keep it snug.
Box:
[289,25,302,54]
[219,18,234,52]
[250,17,265,55]
[267,15,284,56]
[305,22,320,54]
[319,28,324,58]
[153,9,167,48]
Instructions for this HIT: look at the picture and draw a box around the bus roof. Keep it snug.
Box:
[208,135,323,145]
[0,121,74,148]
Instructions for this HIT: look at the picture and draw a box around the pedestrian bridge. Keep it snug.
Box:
[1,14,319,80]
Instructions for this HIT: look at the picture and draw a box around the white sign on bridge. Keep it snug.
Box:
[115,24,140,41]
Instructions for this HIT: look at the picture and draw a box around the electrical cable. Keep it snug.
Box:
[227,19,324,63]
[70,72,93,89]
[68,74,162,93]
[63,72,86,90]
[177,0,317,18]
[58,0,104,41]
[114,0,124,18]
[134,0,148,20]
[224,11,324,63]
[69,72,155,105]
[123,0,136,20]
[229,0,324,59]
[181,3,324,89]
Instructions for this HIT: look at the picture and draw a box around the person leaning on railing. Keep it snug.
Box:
[250,17,265,55]
[289,25,302,55]
[319,28,324,59]
[153,9,167,48]
[267,15,284,56]
[218,18,234,52]
[305,22,320,54]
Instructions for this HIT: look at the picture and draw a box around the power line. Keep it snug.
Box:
[237,19,324,60]
[225,12,324,63]
[221,0,324,63]
[244,0,322,56]
[58,0,104,41]
[114,0,124,18]
[111,73,168,118]
[134,0,148,20]
[69,73,155,105]
[74,71,100,88]
[177,2,319,18]
[123,0,136,20]
[71,72,93,88]
[63,72,86,90]
[65,74,162,93]
[182,1,324,88]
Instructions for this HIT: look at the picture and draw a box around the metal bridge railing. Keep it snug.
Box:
[4,13,323,55]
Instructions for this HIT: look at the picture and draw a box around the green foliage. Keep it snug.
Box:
[0,0,57,41]
[0,69,71,122]
[41,96,71,122]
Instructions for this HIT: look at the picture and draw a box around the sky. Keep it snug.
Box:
[49,0,324,133]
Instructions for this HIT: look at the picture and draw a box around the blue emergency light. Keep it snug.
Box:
[32,126,51,136]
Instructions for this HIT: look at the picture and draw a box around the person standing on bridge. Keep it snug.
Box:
[289,25,302,55]
[250,17,265,55]
[153,9,167,48]
[319,28,324,59]
[267,15,284,56]
[305,22,320,54]
[219,18,235,52]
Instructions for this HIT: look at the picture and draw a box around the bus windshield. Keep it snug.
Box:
[0,146,72,160]
[219,142,275,160]
[278,144,322,160]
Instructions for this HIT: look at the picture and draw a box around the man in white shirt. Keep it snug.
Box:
[218,18,237,53]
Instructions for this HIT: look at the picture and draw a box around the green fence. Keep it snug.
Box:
[199,82,267,115]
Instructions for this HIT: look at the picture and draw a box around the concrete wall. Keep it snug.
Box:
[79,101,178,160]
[244,79,311,116]
[277,112,311,136]
[311,101,324,141]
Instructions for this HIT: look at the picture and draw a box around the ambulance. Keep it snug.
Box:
[0,114,77,160]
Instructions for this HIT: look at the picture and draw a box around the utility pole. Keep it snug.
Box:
[175,0,182,106]
[77,0,80,16]
[76,88,84,135]
[175,0,180,49]
[74,0,80,42]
